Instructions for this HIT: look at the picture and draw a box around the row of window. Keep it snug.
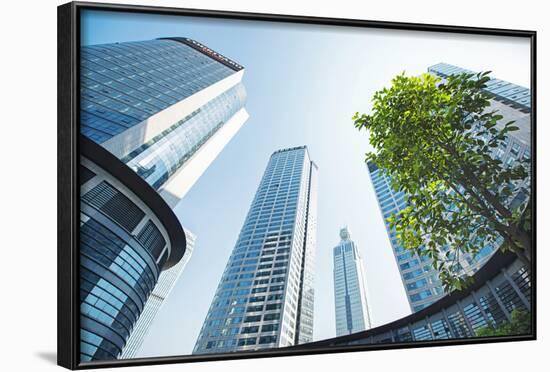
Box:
[81,40,236,143]
[195,150,309,353]
[204,334,278,350]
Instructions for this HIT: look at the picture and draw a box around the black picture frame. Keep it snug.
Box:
[58,1,537,369]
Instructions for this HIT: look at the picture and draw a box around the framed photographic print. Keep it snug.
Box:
[57,1,536,369]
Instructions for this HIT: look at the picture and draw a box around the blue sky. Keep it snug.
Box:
[81,10,530,357]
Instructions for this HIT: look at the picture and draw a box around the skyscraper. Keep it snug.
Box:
[193,146,318,354]
[333,227,372,336]
[367,63,531,312]
[368,161,444,312]
[81,37,249,208]
[79,38,248,361]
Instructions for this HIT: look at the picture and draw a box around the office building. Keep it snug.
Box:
[79,38,248,361]
[368,161,445,312]
[193,146,318,354]
[428,63,531,272]
[367,63,531,312]
[333,227,372,336]
[81,37,249,207]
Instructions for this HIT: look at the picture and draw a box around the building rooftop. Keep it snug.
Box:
[160,37,244,71]
[272,145,308,155]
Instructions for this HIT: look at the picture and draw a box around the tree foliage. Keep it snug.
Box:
[354,71,531,291]
[475,309,531,337]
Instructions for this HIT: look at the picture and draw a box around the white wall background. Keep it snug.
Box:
[0,0,546,371]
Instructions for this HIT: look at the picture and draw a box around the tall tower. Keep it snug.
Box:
[81,37,249,208]
[193,146,318,354]
[333,227,372,336]
[79,38,248,361]
[367,63,531,313]
[367,161,444,312]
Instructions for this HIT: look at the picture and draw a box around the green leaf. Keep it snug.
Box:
[354,70,531,292]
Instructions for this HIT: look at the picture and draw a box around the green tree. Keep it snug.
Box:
[354,71,531,291]
[475,309,531,337]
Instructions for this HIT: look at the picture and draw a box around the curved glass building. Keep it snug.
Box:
[296,250,531,348]
[80,138,187,360]
[79,37,249,362]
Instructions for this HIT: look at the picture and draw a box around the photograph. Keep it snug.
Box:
[74,4,533,365]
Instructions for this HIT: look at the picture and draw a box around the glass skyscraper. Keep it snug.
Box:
[367,63,531,313]
[81,37,249,208]
[333,227,372,336]
[193,146,318,354]
[79,37,248,361]
[368,161,444,312]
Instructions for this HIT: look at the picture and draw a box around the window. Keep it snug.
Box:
[259,335,277,344]
[241,326,259,334]
[246,305,264,312]
[406,278,428,290]
[261,323,280,332]
[511,143,521,156]
[237,337,256,346]
[249,296,265,303]
[229,306,245,314]
[244,315,261,322]
[410,290,432,302]
[82,181,145,233]
[266,303,282,311]
[264,313,280,321]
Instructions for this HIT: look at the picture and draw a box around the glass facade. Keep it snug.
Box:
[122,83,246,191]
[193,146,318,354]
[80,38,248,196]
[80,161,168,361]
[80,37,248,207]
[428,63,531,111]
[81,39,238,143]
[368,161,444,312]
[120,230,197,359]
[368,64,532,312]
[429,63,531,272]
[79,37,248,362]
[333,228,372,336]
[305,255,531,347]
